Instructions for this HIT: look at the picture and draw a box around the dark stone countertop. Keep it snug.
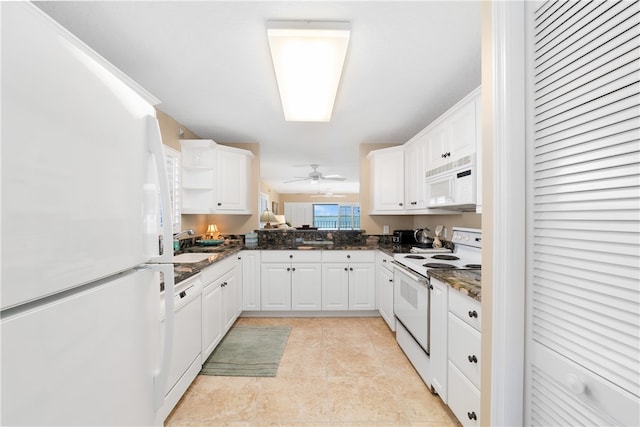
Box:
[171,242,399,284]
[428,269,482,302]
[171,242,481,304]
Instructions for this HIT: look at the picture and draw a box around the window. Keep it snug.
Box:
[164,145,181,233]
[312,203,360,230]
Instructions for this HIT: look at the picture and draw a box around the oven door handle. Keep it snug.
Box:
[392,261,430,286]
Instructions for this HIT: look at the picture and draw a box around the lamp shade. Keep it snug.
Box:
[260,210,278,223]
[206,224,220,239]
[260,210,278,229]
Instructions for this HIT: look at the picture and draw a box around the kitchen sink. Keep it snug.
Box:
[173,253,214,263]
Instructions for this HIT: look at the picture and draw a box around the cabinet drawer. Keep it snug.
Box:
[261,250,322,263]
[448,313,481,388]
[448,288,481,330]
[378,251,394,273]
[448,362,480,427]
[200,255,237,285]
[322,250,375,263]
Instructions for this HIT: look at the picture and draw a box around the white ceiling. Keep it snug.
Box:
[35,1,482,195]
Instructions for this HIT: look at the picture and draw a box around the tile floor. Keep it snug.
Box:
[164,317,461,427]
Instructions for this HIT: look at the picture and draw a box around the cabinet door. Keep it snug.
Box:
[322,263,349,310]
[448,362,480,427]
[369,147,405,212]
[202,282,223,362]
[404,136,428,210]
[349,263,376,310]
[215,148,249,212]
[222,270,238,331]
[260,263,291,310]
[377,263,395,331]
[291,263,322,311]
[447,98,477,162]
[425,122,448,171]
[241,251,261,310]
[430,278,449,401]
[448,312,481,388]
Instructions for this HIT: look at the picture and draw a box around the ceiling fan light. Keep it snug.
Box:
[267,21,350,122]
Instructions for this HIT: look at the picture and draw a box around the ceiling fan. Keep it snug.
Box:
[284,164,346,184]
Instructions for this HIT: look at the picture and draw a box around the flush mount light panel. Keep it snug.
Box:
[267,21,350,122]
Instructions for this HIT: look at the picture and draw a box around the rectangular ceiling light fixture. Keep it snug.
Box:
[267,21,350,122]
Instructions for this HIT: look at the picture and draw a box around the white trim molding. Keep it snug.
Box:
[489,1,527,425]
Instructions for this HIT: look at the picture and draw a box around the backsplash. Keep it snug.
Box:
[255,229,393,247]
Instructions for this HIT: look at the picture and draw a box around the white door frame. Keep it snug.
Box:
[486,1,527,426]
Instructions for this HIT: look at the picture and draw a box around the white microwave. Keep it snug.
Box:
[425,156,476,209]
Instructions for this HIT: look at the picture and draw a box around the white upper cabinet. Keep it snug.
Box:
[215,146,251,212]
[368,146,405,213]
[368,87,481,215]
[180,139,254,214]
[425,91,479,172]
[404,134,428,210]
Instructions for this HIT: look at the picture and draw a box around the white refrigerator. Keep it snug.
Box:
[1,3,175,425]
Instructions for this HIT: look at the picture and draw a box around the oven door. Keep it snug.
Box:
[393,265,430,354]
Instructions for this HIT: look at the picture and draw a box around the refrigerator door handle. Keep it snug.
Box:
[146,115,173,264]
[145,263,174,411]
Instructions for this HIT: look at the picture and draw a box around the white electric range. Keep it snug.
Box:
[393,227,482,277]
[391,227,482,390]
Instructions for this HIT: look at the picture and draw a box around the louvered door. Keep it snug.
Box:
[526,1,640,426]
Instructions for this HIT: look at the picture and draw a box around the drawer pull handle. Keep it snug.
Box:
[287,267,291,272]
[468,355,478,363]
[467,411,477,420]
[468,310,478,318]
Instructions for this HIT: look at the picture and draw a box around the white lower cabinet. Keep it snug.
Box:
[200,256,239,363]
[240,250,261,310]
[201,278,223,361]
[321,263,350,310]
[447,288,482,427]
[261,263,291,310]
[221,269,238,331]
[377,252,395,330]
[429,277,449,400]
[290,263,322,310]
[321,251,376,310]
[257,250,375,312]
[448,362,481,426]
[260,251,322,311]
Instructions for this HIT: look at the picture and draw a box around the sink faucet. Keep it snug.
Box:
[173,229,195,239]
[173,229,195,252]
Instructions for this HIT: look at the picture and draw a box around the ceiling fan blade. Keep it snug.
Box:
[284,177,310,183]
[323,176,346,181]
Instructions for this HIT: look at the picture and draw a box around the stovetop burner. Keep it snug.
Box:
[405,255,427,259]
[423,262,457,269]
[465,264,481,269]
[432,254,459,261]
